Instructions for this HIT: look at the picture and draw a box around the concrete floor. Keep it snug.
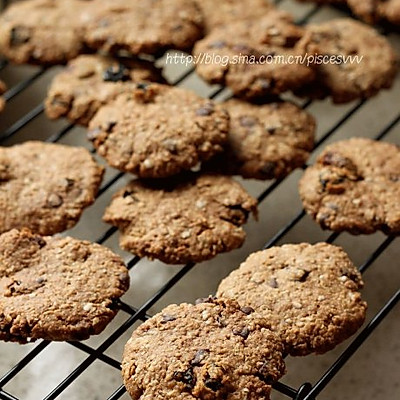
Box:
[0,1,399,400]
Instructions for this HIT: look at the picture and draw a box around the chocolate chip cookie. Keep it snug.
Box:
[0,141,104,235]
[297,19,397,103]
[347,0,400,25]
[88,83,229,178]
[122,297,286,400]
[217,243,367,356]
[45,55,164,126]
[103,174,258,264]
[299,138,400,234]
[0,80,6,113]
[194,10,315,99]
[206,99,316,180]
[84,0,204,56]
[194,0,275,33]
[0,0,93,65]
[0,229,129,343]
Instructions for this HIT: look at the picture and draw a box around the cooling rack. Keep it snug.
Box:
[0,1,399,399]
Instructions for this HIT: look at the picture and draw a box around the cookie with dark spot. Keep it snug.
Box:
[0,229,129,343]
[347,0,400,25]
[84,0,204,56]
[217,243,367,356]
[205,99,316,180]
[88,83,229,178]
[45,55,164,126]
[296,19,397,103]
[0,80,6,113]
[194,10,315,99]
[122,297,285,399]
[194,0,275,34]
[103,174,258,264]
[299,138,400,234]
[0,0,94,65]
[0,141,104,235]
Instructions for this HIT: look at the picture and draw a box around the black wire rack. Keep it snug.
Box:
[0,1,399,400]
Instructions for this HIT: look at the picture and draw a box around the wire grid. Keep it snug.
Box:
[0,1,399,400]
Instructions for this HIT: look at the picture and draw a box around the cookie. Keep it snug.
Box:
[103,174,258,264]
[194,10,315,99]
[0,229,129,343]
[84,0,204,56]
[45,55,164,126]
[299,138,400,234]
[297,19,397,103]
[206,99,316,180]
[0,141,104,235]
[88,83,229,178]
[0,79,5,113]
[347,0,400,25]
[0,0,93,65]
[122,297,286,400]
[217,243,367,356]
[194,0,275,34]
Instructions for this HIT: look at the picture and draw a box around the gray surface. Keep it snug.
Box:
[0,1,399,400]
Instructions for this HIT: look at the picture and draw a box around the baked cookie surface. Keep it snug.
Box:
[103,174,258,264]
[348,0,400,25]
[0,0,93,64]
[84,0,204,56]
[217,243,367,356]
[45,55,164,126]
[297,19,397,103]
[299,138,400,234]
[122,297,286,400]
[194,11,315,99]
[0,141,104,235]
[206,99,316,180]
[0,229,129,343]
[88,83,229,178]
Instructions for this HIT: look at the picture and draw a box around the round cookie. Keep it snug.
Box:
[193,10,315,99]
[0,229,129,343]
[194,0,275,34]
[0,80,6,113]
[217,243,367,356]
[103,174,258,264]
[122,297,286,400]
[206,99,316,180]
[297,19,397,103]
[299,138,400,234]
[45,55,164,126]
[0,0,93,65]
[88,83,229,178]
[347,0,400,25]
[84,0,204,56]
[0,141,104,235]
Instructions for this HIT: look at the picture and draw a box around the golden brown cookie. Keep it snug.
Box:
[45,54,164,126]
[103,174,258,264]
[0,229,129,343]
[0,141,104,235]
[347,0,400,25]
[299,138,400,234]
[122,298,286,400]
[88,83,229,178]
[217,243,367,356]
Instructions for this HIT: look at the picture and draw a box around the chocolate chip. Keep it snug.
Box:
[195,296,216,305]
[298,270,310,282]
[205,377,222,392]
[33,236,46,248]
[233,327,250,339]
[105,121,117,133]
[173,368,195,389]
[161,314,177,323]
[196,104,214,116]
[103,64,130,82]
[321,151,357,172]
[240,306,255,315]
[136,82,149,90]
[191,349,209,366]
[268,278,278,288]
[266,126,277,134]
[10,26,30,46]
[36,277,46,284]
[239,116,257,127]
[260,162,276,177]
[47,194,63,208]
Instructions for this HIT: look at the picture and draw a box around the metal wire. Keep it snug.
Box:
[0,2,399,399]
